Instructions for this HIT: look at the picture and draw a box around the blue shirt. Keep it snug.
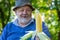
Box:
[0,19,51,40]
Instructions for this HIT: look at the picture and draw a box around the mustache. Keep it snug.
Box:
[21,14,28,16]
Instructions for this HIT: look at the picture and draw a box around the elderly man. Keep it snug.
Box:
[1,0,51,40]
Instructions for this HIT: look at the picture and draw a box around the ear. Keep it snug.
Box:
[14,10,17,15]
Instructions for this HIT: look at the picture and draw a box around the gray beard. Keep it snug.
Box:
[18,17,32,24]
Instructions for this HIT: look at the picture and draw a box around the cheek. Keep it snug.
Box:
[28,13,32,16]
[16,12,22,16]
[27,13,32,18]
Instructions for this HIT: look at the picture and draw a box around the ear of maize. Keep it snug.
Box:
[35,13,42,33]
[20,13,50,40]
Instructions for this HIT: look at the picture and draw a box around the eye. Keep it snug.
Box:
[19,9,24,12]
[27,9,32,12]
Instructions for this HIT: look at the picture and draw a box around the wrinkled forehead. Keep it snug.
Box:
[19,5,32,9]
[15,5,32,11]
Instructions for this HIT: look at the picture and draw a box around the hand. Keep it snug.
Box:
[35,36,40,40]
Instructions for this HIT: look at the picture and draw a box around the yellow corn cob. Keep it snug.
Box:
[35,13,42,33]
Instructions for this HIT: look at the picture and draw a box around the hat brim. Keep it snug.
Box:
[13,4,35,11]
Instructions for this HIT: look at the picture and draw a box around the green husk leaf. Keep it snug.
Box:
[20,31,34,40]
[37,32,50,40]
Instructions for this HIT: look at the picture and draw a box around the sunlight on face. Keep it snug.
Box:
[15,5,32,23]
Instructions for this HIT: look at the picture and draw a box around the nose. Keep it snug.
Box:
[23,10,27,15]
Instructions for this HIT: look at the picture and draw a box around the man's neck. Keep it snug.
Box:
[19,22,28,27]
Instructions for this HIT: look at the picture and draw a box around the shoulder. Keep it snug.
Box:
[3,22,13,30]
[42,22,47,27]
[5,22,13,27]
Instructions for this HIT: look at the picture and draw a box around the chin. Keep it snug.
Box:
[18,17,32,23]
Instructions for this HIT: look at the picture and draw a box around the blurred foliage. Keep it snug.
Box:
[0,0,60,40]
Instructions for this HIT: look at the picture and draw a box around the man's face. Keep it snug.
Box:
[15,5,32,23]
